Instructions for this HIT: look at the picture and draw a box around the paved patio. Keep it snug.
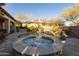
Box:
[63,37,79,56]
[0,31,79,56]
[0,32,25,56]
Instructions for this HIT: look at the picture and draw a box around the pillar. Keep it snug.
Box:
[13,24,16,33]
[7,19,10,34]
[5,19,10,34]
[13,23,16,33]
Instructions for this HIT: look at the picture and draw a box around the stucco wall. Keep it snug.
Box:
[65,26,79,38]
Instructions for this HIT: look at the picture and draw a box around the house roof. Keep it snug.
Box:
[0,6,16,22]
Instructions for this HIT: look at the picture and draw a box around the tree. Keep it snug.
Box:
[16,20,23,27]
[16,14,32,22]
[49,18,65,38]
[70,20,79,26]
[48,18,65,26]
[16,14,33,27]
[62,4,79,26]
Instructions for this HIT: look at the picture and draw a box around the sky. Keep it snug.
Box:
[3,3,74,20]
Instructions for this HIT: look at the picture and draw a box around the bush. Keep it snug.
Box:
[26,26,38,31]
[26,26,44,32]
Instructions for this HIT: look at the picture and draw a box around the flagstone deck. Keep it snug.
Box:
[63,37,79,56]
[0,32,25,56]
[0,32,79,56]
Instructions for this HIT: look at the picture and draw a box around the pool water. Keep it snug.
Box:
[23,37,54,48]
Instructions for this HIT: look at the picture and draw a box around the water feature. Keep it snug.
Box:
[23,36,54,48]
[13,19,63,56]
[36,19,42,40]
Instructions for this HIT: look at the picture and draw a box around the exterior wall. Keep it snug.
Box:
[0,22,3,29]
[10,22,16,33]
[62,26,79,38]
[68,26,79,38]
[0,17,16,34]
[0,7,16,34]
[0,18,4,29]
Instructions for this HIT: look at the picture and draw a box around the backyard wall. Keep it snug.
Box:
[63,26,79,38]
